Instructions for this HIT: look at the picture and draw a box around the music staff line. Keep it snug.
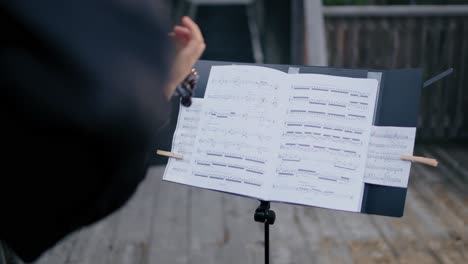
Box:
[206,110,277,125]
[272,183,354,200]
[289,97,369,111]
[279,153,358,168]
[288,109,368,121]
[280,143,361,158]
[291,85,371,98]
[370,132,412,140]
[210,78,280,91]
[200,127,272,142]
[284,121,364,134]
[192,171,262,187]
[201,151,267,164]
[196,138,269,153]
[275,167,352,184]
[207,94,279,106]
[194,159,264,175]
[283,131,362,146]
[364,173,404,183]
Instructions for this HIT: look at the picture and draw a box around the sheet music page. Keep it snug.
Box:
[187,65,289,199]
[269,74,379,212]
[364,126,416,188]
[163,98,204,184]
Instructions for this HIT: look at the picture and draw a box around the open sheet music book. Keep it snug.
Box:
[163,65,416,212]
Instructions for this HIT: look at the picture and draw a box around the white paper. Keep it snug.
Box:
[269,74,378,212]
[188,66,289,199]
[364,126,416,188]
[163,98,203,183]
[163,65,380,212]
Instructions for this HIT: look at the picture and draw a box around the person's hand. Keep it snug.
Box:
[165,16,206,99]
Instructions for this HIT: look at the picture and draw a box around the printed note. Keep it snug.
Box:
[364,126,416,188]
[270,74,379,212]
[163,66,381,212]
[163,98,204,183]
[189,66,289,199]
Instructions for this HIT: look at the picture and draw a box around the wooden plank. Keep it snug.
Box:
[369,202,441,264]
[445,18,458,138]
[293,207,327,263]
[412,169,468,233]
[318,208,392,264]
[334,18,345,67]
[428,17,444,138]
[402,186,457,263]
[106,166,163,264]
[217,196,263,264]
[188,188,225,264]
[147,173,191,264]
[76,211,121,264]
[31,145,468,263]
[430,145,468,185]
[339,212,389,264]
[268,203,318,264]
[410,147,468,246]
[424,145,468,195]
[418,17,430,139]
[62,228,95,264]
[456,18,468,137]
[34,230,82,264]
[324,18,336,66]
[445,144,468,177]
[391,16,402,68]
[350,18,361,69]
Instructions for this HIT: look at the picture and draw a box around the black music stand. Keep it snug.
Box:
[254,201,275,264]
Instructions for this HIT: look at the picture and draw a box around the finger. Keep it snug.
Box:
[174,25,190,36]
[181,16,204,42]
[173,26,191,43]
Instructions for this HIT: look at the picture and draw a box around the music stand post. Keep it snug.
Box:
[254,201,276,264]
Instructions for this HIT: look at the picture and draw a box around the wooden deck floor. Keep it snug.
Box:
[36,144,467,264]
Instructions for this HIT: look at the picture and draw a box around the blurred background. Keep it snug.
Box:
[167,0,468,142]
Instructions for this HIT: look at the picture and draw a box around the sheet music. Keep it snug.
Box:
[364,126,416,188]
[269,74,378,212]
[188,66,289,199]
[163,98,203,184]
[163,66,380,212]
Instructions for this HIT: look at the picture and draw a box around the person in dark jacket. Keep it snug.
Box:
[0,1,205,262]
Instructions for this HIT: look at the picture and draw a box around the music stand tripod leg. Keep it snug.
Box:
[254,201,276,264]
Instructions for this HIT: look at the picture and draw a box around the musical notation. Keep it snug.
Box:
[205,110,277,125]
[163,98,203,182]
[270,73,378,212]
[207,94,279,107]
[210,77,279,91]
[200,127,271,142]
[163,65,380,212]
[196,138,269,154]
[192,171,263,187]
[287,109,369,122]
[272,183,355,200]
[289,97,369,111]
[279,143,361,158]
[364,126,416,188]
[291,84,372,99]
